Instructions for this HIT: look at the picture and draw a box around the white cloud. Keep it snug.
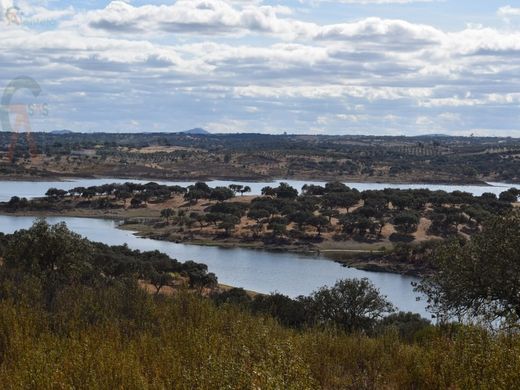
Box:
[0,0,519,135]
[498,5,520,20]
[64,0,316,40]
[315,0,442,4]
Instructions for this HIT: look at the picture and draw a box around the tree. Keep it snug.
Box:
[274,183,298,199]
[323,191,360,213]
[4,219,92,277]
[130,197,144,208]
[302,184,325,196]
[324,181,349,193]
[82,188,97,199]
[228,184,244,196]
[210,187,234,202]
[251,293,307,328]
[213,287,252,307]
[185,182,212,203]
[149,271,174,296]
[303,278,395,332]
[376,312,431,342]
[218,215,240,235]
[288,211,313,231]
[393,212,420,234]
[341,192,361,212]
[115,189,132,206]
[206,212,224,226]
[184,189,206,204]
[339,214,373,237]
[499,190,518,203]
[268,217,288,238]
[6,196,29,211]
[186,263,218,290]
[481,192,497,201]
[69,187,86,198]
[319,207,337,223]
[45,188,68,200]
[3,220,96,304]
[168,185,187,196]
[190,212,206,229]
[248,208,270,224]
[306,215,329,237]
[417,212,520,326]
[161,208,175,222]
[261,186,276,197]
[240,186,251,196]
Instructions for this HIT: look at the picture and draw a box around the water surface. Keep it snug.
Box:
[0,178,515,202]
[0,215,429,318]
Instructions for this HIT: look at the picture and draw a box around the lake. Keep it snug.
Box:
[0,177,516,319]
[0,215,430,318]
[0,177,515,202]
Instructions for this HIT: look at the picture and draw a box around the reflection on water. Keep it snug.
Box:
[0,215,429,318]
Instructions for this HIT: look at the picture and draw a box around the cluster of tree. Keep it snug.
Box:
[3,181,519,246]
[147,181,519,246]
[183,182,251,204]
[1,182,248,212]
[179,182,518,242]
[212,279,430,338]
[0,220,217,305]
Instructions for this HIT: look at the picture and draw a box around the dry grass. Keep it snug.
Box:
[1,285,520,389]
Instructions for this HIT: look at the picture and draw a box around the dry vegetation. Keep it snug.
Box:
[3,132,520,183]
[2,286,520,389]
[2,206,520,388]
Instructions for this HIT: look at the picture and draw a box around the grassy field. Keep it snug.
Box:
[1,284,520,389]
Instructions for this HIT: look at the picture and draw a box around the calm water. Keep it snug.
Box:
[0,215,429,318]
[0,178,515,202]
[2,178,512,318]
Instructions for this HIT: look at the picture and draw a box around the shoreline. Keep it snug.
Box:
[0,173,504,186]
[0,209,424,277]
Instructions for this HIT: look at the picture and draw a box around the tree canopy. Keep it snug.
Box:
[417,212,520,327]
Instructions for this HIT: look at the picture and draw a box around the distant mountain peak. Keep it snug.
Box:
[179,128,210,135]
[50,129,74,135]
[417,133,452,138]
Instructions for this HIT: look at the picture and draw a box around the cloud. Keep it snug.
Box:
[315,17,442,48]
[316,0,441,3]
[498,5,520,20]
[23,6,75,25]
[1,0,519,136]
[66,0,313,39]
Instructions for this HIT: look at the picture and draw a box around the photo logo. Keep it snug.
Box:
[5,6,22,25]
[1,77,48,161]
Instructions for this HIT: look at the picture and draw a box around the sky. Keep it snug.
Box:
[0,0,519,136]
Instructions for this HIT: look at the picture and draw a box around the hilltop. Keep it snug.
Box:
[178,128,210,135]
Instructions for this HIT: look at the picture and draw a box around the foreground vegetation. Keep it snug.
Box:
[4,285,520,389]
[1,217,520,387]
[3,132,520,183]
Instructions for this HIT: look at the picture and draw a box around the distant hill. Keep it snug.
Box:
[179,128,210,135]
[417,134,453,138]
[50,129,74,135]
